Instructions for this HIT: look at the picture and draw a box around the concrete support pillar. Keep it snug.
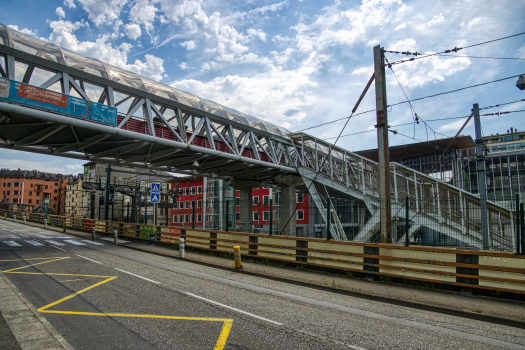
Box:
[281,184,296,236]
[239,187,252,233]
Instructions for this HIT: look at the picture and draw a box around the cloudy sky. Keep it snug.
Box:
[1,0,524,174]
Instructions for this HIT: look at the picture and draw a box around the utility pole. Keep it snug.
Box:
[104,163,111,220]
[473,103,489,249]
[373,45,392,243]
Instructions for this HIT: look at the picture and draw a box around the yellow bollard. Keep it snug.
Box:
[63,222,67,233]
[233,245,242,269]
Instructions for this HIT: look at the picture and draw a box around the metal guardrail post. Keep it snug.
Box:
[234,245,242,269]
[326,202,331,240]
[91,226,95,240]
[150,227,155,246]
[179,237,185,258]
[405,196,409,247]
[517,194,520,254]
[114,229,118,245]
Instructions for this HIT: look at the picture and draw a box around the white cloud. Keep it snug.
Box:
[56,7,66,19]
[388,38,418,52]
[0,158,82,175]
[77,0,128,26]
[48,20,165,81]
[7,25,37,36]
[63,0,76,9]
[247,28,267,41]
[129,0,158,33]
[124,23,142,40]
[395,23,406,31]
[181,40,196,50]
[427,13,444,26]
[172,65,318,129]
[179,62,188,70]
[351,66,374,75]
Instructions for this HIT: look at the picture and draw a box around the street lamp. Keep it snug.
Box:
[517,75,525,90]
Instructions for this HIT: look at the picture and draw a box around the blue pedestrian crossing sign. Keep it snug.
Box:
[151,183,160,193]
[150,193,160,203]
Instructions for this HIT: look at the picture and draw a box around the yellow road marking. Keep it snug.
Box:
[2,257,233,349]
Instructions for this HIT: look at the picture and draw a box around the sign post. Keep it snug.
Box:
[150,183,160,246]
[44,197,49,222]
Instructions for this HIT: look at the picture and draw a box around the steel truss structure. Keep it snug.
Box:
[0,24,515,249]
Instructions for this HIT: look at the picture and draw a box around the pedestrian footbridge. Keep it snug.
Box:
[0,24,514,249]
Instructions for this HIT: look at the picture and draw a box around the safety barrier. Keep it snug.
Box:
[2,210,524,296]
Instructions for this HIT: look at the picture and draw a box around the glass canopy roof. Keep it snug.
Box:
[0,24,291,137]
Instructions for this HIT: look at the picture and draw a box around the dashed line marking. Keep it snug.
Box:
[81,240,105,246]
[45,240,65,246]
[185,292,283,326]
[114,268,160,284]
[76,254,102,265]
[50,245,67,252]
[64,240,86,246]
[4,241,22,247]
[26,240,44,246]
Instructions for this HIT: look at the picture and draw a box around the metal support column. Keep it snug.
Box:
[373,45,391,243]
[104,163,111,221]
[474,103,489,249]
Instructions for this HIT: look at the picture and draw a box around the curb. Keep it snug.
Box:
[0,271,74,350]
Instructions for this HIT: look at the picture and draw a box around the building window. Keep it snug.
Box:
[12,198,18,203]
[173,215,178,223]
[36,200,40,204]
[263,195,269,204]
[197,186,202,194]
[28,199,32,204]
[184,214,189,222]
[178,188,184,195]
[296,193,304,203]
[29,191,32,195]
[6,191,10,195]
[191,187,196,195]
[179,201,184,209]
[235,198,240,206]
[197,214,202,222]
[263,211,269,221]
[179,215,183,222]
[253,212,259,221]
[235,213,240,221]
[45,185,48,189]
[13,190,18,195]
[197,200,202,209]
[54,189,58,193]
[2,183,5,187]
[253,196,259,204]
[297,210,304,220]
[55,183,58,186]
[185,187,190,195]
[185,201,190,209]
[296,227,304,236]
[30,183,33,188]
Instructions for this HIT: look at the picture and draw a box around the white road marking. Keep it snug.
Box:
[45,240,65,246]
[50,245,66,252]
[114,268,160,284]
[26,240,44,246]
[185,292,283,326]
[33,239,45,244]
[100,237,130,243]
[81,240,105,246]
[18,233,29,237]
[76,254,102,265]
[4,241,22,247]
[64,240,86,246]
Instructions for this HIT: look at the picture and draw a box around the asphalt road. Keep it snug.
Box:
[1,220,524,350]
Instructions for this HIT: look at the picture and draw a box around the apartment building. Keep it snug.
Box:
[0,169,68,215]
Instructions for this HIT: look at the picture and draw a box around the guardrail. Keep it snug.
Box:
[2,210,524,296]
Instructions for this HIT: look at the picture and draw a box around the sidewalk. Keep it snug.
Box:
[6,218,525,329]
[0,271,73,350]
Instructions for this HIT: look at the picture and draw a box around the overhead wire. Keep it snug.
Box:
[480,99,525,110]
[294,74,524,134]
[386,31,525,66]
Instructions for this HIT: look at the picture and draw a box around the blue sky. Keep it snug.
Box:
[1,0,524,174]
